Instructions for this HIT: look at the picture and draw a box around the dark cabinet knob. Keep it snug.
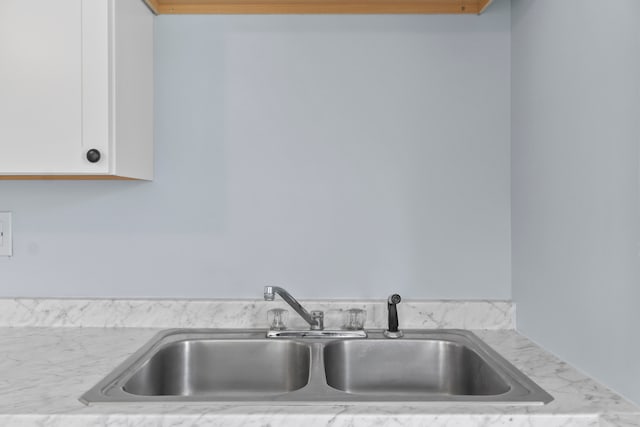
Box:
[86,149,101,163]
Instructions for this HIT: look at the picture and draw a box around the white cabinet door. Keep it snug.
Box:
[0,0,109,174]
[0,0,152,179]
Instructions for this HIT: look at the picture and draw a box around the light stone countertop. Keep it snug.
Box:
[0,327,638,427]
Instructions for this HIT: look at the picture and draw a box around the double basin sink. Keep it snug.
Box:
[81,329,552,404]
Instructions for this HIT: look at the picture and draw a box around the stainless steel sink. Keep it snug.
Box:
[124,340,310,396]
[324,340,510,396]
[81,329,553,405]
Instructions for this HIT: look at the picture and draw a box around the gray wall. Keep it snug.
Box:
[0,2,511,298]
[512,0,640,404]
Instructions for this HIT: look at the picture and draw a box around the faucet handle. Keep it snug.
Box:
[310,310,324,330]
[267,308,288,331]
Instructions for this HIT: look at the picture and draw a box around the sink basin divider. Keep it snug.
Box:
[273,343,334,401]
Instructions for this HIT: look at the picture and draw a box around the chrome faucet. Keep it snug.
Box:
[264,286,324,330]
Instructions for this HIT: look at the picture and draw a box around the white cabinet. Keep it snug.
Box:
[0,0,153,180]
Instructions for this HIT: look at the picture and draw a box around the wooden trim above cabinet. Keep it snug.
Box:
[142,0,494,14]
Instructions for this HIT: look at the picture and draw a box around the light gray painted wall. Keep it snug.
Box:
[0,2,511,299]
[512,0,640,404]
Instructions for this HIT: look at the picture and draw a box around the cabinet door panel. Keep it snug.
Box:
[0,0,98,174]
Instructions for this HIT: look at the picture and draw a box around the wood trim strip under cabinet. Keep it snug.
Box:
[150,0,493,14]
[478,0,493,14]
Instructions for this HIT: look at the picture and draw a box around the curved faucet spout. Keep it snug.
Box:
[264,286,323,330]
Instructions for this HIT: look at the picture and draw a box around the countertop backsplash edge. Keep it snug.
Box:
[0,298,514,329]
